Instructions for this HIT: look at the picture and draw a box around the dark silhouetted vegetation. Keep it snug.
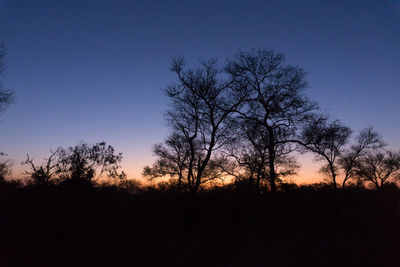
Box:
[146,49,400,193]
[356,150,400,189]
[1,180,400,266]
[23,142,126,186]
[1,47,400,266]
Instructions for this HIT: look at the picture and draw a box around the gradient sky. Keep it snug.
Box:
[0,0,399,184]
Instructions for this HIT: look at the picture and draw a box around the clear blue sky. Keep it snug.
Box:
[0,0,399,182]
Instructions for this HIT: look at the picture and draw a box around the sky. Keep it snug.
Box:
[0,0,399,184]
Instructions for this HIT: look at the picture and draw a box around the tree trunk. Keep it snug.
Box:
[193,134,216,193]
[256,168,261,192]
[329,163,337,190]
[341,178,346,189]
[267,127,277,195]
[178,170,182,192]
[341,172,351,189]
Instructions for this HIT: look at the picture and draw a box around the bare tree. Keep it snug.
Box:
[143,133,190,191]
[164,58,245,192]
[300,116,351,189]
[23,150,60,185]
[355,150,400,189]
[338,127,385,188]
[226,49,317,194]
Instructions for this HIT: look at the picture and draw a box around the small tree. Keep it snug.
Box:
[56,142,125,182]
[23,150,59,186]
[143,133,190,191]
[300,116,351,189]
[355,150,400,190]
[338,127,385,188]
[23,142,125,186]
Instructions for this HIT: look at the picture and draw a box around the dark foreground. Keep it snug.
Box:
[1,182,399,267]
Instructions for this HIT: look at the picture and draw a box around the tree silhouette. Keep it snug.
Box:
[57,142,125,182]
[338,127,385,188]
[23,150,60,186]
[300,116,351,189]
[143,133,190,191]
[23,142,125,185]
[355,150,400,189]
[226,49,317,194]
[164,58,245,192]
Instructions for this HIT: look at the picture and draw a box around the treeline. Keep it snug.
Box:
[143,49,400,192]
[1,48,400,192]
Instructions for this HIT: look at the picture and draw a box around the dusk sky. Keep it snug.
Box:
[0,0,399,183]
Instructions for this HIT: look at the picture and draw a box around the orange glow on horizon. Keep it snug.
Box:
[10,152,328,186]
[120,153,326,185]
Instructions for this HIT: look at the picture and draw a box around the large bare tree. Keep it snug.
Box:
[161,58,245,192]
[226,49,317,194]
